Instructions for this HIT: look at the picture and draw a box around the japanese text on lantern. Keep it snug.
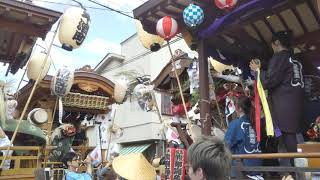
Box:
[72,13,89,46]
[173,149,186,180]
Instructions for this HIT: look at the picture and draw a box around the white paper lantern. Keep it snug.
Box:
[136,20,164,52]
[114,78,128,103]
[59,7,90,51]
[27,51,51,80]
[51,68,74,97]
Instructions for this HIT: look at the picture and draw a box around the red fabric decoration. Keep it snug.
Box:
[215,0,238,9]
[171,103,191,116]
[254,80,261,142]
[156,16,179,40]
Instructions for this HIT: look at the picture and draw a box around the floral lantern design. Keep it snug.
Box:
[27,51,51,80]
[156,16,179,41]
[51,67,74,124]
[114,77,129,104]
[183,4,204,28]
[136,20,164,52]
[215,0,238,9]
[59,7,90,51]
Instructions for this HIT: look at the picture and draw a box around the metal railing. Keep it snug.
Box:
[232,152,320,179]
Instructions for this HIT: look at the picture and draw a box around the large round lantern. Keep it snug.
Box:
[27,51,51,80]
[51,67,74,124]
[114,77,128,104]
[136,20,164,52]
[183,4,204,28]
[59,7,90,51]
[156,16,179,41]
[215,0,238,9]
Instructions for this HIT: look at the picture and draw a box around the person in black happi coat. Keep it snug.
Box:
[250,31,304,157]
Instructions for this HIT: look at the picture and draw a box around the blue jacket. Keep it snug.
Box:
[224,115,262,167]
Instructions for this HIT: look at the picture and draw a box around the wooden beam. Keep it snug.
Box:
[291,8,308,33]
[276,13,290,30]
[251,23,268,46]
[264,19,275,34]
[198,39,211,135]
[306,0,320,26]
[0,17,47,37]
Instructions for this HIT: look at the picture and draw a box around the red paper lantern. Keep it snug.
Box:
[156,16,179,41]
[215,0,238,9]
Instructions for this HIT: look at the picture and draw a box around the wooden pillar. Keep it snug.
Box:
[198,39,211,135]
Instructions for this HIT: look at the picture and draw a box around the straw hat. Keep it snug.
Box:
[113,153,156,180]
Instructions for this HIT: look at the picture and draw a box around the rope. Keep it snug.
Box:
[0,20,60,169]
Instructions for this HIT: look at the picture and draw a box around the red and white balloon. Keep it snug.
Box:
[156,16,179,41]
[215,0,238,9]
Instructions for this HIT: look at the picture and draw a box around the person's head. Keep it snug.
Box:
[234,96,255,127]
[62,152,80,170]
[97,167,118,180]
[187,136,232,180]
[234,96,252,117]
[271,30,293,53]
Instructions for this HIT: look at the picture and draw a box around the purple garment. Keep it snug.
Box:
[199,0,286,38]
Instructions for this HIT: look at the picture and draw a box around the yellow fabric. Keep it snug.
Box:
[257,69,274,136]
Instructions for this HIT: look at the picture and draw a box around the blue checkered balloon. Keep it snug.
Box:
[183,4,204,28]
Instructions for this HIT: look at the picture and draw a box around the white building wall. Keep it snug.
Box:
[100,34,197,143]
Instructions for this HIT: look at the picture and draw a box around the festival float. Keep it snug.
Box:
[0,1,125,179]
[132,0,320,179]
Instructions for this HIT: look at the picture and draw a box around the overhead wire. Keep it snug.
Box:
[32,0,133,13]
[102,37,183,73]
[86,0,135,19]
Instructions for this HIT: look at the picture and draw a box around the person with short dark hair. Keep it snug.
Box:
[62,152,92,180]
[186,136,232,180]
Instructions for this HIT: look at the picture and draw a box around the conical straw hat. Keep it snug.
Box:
[113,153,156,180]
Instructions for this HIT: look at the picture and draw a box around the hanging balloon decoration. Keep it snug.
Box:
[59,7,90,51]
[183,4,205,28]
[156,16,179,41]
[136,20,164,52]
[27,51,52,80]
[51,67,74,124]
[215,0,238,9]
[113,77,129,104]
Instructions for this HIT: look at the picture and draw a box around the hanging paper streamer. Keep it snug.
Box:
[257,69,274,136]
[173,149,187,180]
[165,148,176,180]
[254,81,261,142]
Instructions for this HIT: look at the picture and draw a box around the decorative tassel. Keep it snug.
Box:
[257,69,274,136]
[254,81,261,142]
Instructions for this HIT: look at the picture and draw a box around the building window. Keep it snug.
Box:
[161,93,172,116]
